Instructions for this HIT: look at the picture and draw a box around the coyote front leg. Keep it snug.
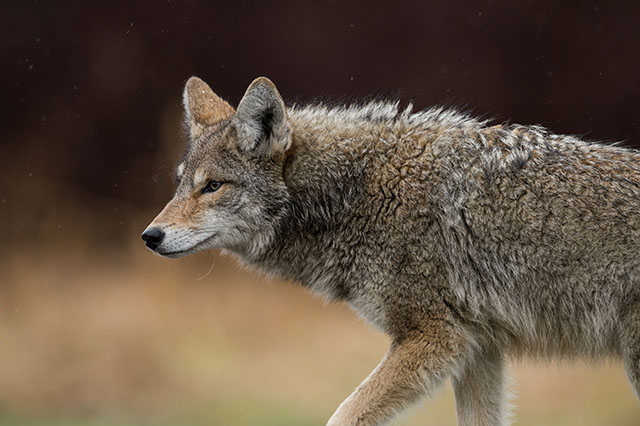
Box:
[327,322,466,426]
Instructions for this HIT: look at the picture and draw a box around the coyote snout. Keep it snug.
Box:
[140,227,164,250]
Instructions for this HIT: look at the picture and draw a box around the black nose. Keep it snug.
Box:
[141,227,165,250]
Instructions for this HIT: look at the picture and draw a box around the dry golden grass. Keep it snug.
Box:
[1,233,639,425]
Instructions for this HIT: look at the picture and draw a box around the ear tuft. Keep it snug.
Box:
[234,77,290,156]
[183,76,235,139]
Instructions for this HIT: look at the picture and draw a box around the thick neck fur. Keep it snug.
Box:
[250,101,482,300]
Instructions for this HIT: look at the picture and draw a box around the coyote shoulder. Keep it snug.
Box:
[143,76,640,425]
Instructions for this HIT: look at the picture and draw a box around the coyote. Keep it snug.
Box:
[143,76,640,425]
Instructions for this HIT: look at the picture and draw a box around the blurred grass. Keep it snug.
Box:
[1,230,639,425]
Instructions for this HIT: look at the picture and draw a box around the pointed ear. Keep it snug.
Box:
[183,76,235,139]
[233,77,291,156]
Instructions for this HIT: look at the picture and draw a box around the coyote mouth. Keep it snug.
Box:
[156,233,218,258]
[157,249,192,259]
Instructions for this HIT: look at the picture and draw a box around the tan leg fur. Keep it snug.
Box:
[327,323,466,426]
[453,347,510,426]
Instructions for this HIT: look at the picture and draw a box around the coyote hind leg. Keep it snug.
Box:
[452,347,511,426]
[621,299,640,400]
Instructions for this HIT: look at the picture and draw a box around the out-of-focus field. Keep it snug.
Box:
[1,229,639,426]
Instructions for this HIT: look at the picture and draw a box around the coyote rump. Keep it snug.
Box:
[143,76,640,425]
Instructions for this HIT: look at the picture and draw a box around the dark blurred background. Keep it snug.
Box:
[1,1,640,425]
[4,0,640,249]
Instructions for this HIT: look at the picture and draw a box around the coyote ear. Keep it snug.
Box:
[233,77,291,156]
[183,76,235,139]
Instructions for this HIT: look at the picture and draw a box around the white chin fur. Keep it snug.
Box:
[158,250,192,259]
[154,232,218,258]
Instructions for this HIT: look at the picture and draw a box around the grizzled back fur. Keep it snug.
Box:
[144,76,640,426]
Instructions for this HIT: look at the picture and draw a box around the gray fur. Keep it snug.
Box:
[144,76,640,425]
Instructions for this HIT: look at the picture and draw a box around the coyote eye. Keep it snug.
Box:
[201,180,223,194]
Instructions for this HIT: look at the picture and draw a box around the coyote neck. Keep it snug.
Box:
[251,124,370,299]
[285,132,364,225]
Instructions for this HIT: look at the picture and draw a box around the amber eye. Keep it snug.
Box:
[201,180,223,194]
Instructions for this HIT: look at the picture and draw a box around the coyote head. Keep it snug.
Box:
[142,76,292,260]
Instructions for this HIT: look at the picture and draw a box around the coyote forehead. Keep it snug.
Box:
[192,167,207,188]
[176,163,185,180]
